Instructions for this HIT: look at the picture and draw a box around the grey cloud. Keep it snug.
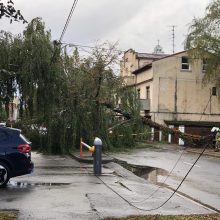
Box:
[0,0,211,53]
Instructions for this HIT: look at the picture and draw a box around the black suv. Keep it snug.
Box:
[0,126,34,187]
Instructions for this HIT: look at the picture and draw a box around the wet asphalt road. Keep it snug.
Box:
[0,151,215,219]
[112,146,220,212]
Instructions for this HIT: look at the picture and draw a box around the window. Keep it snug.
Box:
[146,86,150,99]
[181,56,190,70]
[212,87,217,96]
[202,59,207,72]
[137,89,140,99]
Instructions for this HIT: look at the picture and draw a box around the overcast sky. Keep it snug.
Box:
[0,0,211,54]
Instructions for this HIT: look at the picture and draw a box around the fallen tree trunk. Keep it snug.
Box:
[141,117,212,147]
[102,102,213,147]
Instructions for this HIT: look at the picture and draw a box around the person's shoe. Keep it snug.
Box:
[214,149,220,152]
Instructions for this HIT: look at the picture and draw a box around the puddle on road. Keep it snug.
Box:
[8,180,71,189]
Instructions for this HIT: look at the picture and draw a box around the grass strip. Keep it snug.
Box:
[105,214,220,220]
[0,210,18,220]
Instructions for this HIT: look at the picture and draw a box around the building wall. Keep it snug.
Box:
[120,49,137,78]
[120,49,163,86]
[120,50,220,144]
[150,51,220,124]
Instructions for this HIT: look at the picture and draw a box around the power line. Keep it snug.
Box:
[59,0,79,42]
[61,42,123,53]
[62,42,207,61]
[131,147,186,204]
[96,143,209,212]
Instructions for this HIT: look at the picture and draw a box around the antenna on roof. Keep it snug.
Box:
[170,25,176,54]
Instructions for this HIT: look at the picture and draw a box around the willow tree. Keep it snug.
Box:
[17,18,63,119]
[185,0,220,93]
[60,43,121,149]
[0,18,141,153]
[60,43,141,151]
[0,31,22,119]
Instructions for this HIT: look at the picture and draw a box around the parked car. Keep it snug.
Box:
[0,126,34,188]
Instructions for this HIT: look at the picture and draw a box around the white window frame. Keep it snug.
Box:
[181,56,190,71]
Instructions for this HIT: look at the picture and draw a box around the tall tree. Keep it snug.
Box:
[185,0,220,92]
[0,31,21,119]
[0,18,142,153]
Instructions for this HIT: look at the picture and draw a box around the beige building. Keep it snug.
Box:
[120,49,167,85]
[121,50,220,144]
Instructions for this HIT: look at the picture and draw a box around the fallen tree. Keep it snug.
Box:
[102,102,213,147]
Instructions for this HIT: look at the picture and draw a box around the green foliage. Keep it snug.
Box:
[0,19,142,154]
[0,210,18,220]
[185,0,220,92]
[0,103,7,121]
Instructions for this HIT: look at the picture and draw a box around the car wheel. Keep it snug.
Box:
[0,162,10,188]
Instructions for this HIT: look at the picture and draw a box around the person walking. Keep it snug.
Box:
[215,130,220,152]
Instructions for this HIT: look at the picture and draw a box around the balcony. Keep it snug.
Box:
[139,99,150,111]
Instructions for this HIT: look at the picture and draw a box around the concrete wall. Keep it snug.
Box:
[150,51,220,124]
[120,49,157,85]
[120,50,220,143]
[120,49,138,78]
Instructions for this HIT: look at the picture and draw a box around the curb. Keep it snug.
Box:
[186,149,220,158]
[69,152,114,164]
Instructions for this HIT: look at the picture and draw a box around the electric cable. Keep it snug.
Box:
[199,93,212,121]
[102,145,187,204]
[131,147,186,203]
[59,0,78,42]
[60,42,211,61]
[96,143,208,211]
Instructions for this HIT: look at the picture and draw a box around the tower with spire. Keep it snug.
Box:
[153,40,164,54]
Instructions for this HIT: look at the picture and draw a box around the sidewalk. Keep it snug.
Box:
[70,146,219,215]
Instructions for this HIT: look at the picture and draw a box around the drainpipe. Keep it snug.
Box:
[134,73,137,96]
[210,88,212,114]
[158,77,160,112]
[174,79,177,120]
[174,63,178,121]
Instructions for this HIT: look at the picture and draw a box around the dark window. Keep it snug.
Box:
[202,59,207,71]
[181,56,190,70]
[212,87,217,96]
[137,89,140,99]
[146,86,150,99]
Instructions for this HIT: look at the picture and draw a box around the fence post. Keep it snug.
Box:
[93,137,102,175]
